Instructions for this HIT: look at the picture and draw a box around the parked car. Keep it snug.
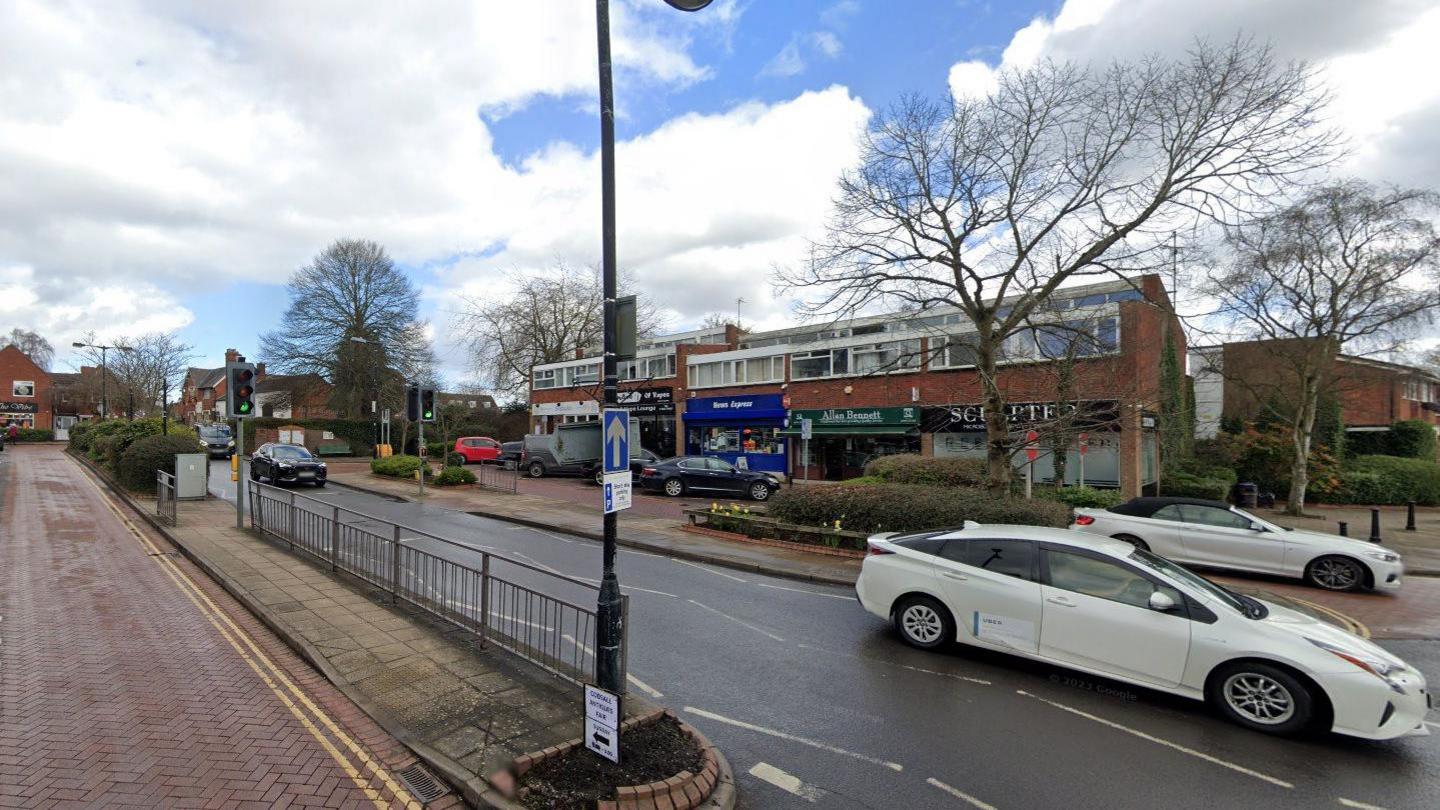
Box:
[1071,497,1403,592]
[197,424,235,459]
[453,436,502,465]
[638,456,780,500]
[582,448,662,485]
[497,441,524,469]
[856,524,1428,739]
[250,443,327,487]
[519,438,588,479]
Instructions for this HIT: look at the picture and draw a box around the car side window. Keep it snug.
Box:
[678,459,700,470]
[708,458,736,473]
[964,539,1035,581]
[1045,550,1182,611]
[1179,505,1252,530]
[1151,505,1186,522]
[937,539,969,563]
[896,537,948,556]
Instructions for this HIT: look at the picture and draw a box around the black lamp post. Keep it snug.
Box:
[72,340,134,420]
[593,0,712,697]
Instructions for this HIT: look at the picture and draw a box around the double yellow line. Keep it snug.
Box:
[72,459,419,809]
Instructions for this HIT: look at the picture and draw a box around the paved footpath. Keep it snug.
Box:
[0,446,450,808]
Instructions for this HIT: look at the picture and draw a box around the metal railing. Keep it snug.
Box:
[472,461,519,493]
[156,470,177,525]
[246,481,623,690]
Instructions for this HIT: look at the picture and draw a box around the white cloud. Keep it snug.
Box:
[948,61,999,100]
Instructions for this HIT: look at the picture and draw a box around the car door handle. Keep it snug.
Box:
[1046,596,1077,607]
[941,572,969,581]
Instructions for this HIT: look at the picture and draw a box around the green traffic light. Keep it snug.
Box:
[238,403,251,414]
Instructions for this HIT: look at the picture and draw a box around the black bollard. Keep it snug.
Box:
[1406,501,1417,532]
[1369,508,1383,543]
[1337,521,1348,537]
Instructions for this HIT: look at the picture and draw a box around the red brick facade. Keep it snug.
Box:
[0,345,53,430]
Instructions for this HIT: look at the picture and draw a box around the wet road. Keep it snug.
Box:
[210,461,1440,809]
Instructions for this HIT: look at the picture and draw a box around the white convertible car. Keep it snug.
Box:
[856,525,1430,739]
[1071,497,1403,592]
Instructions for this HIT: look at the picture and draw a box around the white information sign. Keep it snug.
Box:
[800,417,813,441]
[584,684,621,764]
[603,471,632,514]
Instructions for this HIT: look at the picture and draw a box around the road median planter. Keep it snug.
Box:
[683,506,868,557]
[488,709,733,810]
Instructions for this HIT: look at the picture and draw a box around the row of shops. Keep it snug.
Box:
[534,391,1155,489]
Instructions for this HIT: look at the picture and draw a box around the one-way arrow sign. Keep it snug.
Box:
[603,409,629,475]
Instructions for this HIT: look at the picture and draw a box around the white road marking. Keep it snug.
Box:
[620,548,664,559]
[686,599,785,642]
[1337,799,1388,810]
[492,612,555,632]
[748,763,823,802]
[506,525,573,543]
[673,558,748,582]
[683,707,903,772]
[796,643,991,686]
[755,582,853,600]
[926,777,998,810]
[1015,690,1292,789]
[561,634,663,697]
[1423,720,1438,730]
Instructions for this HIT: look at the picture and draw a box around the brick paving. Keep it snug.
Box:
[0,445,445,808]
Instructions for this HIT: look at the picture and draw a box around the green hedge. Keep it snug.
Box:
[1161,472,1230,501]
[1345,421,1438,460]
[118,434,204,491]
[70,418,197,476]
[371,454,432,479]
[434,466,476,486]
[1034,486,1126,509]
[9,428,54,442]
[862,454,988,487]
[242,418,378,456]
[768,483,1072,534]
[1326,456,1440,505]
[1179,462,1238,487]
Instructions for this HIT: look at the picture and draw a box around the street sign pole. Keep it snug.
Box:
[417,418,425,498]
[1078,432,1088,488]
[800,418,812,485]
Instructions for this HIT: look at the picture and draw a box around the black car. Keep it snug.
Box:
[638,456,780,500]
[582,448,662,486]
[250,443,328,487]
[497,441,524,469]
[197,424,235,458]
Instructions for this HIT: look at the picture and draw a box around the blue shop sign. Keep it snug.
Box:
[683,394,786,423]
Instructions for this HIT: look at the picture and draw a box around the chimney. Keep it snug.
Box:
[224,348,239,363]
[256,362,266,378]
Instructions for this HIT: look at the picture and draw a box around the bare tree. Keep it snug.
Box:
[73,331,193,418]
[1203,180,1440,513]
[453,261,661,403]
[261,239,434,417]
[5,328,54,370]
[780,39,1336,494]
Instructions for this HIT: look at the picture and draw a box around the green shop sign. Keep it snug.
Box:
[784,406,920,435]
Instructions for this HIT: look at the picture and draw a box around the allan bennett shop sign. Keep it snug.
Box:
[922,401,1120,434]
[788,406,919,428]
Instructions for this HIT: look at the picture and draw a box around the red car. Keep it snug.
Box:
[453,436,502,464]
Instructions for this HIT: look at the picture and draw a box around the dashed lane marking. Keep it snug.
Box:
[796,643,992,686]
[1015,690,1292,789]
[506,525,574,543]
[673,558,749,582]
[755,582,853,600]
[926,777,999,810]
[1337,799,1388,810]
[748,763,823,802]
[683,707,903,772]
[560,634,664,698]
[686,599,785,642]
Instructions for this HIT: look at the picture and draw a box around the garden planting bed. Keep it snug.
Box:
[682,506,869,556]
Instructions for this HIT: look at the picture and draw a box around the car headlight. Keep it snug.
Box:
[1365,550,1399,563]
[317,463,327,470]
[278,463,294,471]
[227,440,235,448]
[1307,637,1408,694]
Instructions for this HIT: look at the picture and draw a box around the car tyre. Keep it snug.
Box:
[893,595,953,650]
[249,467,260,482]
[749,482,773,501]
[593,469,605,486]
[663,478,685,497]
[527,461,546,478]
[1305,555,1365,592]
[1111,534,1150,552]
[313,481,326,488]
[1207,661,1315,736]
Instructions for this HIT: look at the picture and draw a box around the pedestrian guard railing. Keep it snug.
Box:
[156,470,177,525]
[245,481,624,690]
[473,461,519,493]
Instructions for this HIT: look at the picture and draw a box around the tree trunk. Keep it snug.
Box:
[979,345,1012,497]
[1285,373,1321,516]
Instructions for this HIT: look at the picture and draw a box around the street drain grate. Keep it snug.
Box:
[397,762,449,805]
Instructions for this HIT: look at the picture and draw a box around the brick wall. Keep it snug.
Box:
[0,346,53,430]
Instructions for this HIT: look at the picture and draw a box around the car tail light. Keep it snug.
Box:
[641,467,656,476]
[867,543,893,557]
[1073,514,1095,526]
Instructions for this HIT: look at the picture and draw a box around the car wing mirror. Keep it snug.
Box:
[1248,522,1267,532]
[1148,591,1176,612]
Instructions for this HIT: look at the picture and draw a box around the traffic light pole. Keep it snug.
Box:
[235,423,245,529]
[417,418,425,498]
[594,0,623,698]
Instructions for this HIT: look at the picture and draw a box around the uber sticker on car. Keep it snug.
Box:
[972,612,1035,650]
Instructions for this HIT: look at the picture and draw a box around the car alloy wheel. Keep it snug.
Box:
[1222,672,1296,725]
[749,482,771,501]
[527,461,545,478]
[1307,556,1363,591]
[664,478,684,497]
[594,470,605,486]
[894,596,951,650]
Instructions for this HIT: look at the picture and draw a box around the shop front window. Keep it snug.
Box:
[695,426,784,454]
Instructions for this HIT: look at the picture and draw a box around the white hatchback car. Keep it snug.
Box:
[856,525,1430,739]
[1071,497,1403,592]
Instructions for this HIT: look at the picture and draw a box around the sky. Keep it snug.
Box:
[3,0,1439,384]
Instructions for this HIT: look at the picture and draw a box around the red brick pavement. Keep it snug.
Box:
[0,445,456,808]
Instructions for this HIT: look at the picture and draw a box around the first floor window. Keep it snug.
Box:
[12,380,35,398]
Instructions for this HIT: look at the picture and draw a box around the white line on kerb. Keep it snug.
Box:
[755,582,853,600]
[1423,720,1439,730]
[507,525,573,543]
[683,707,902,772]
[926,777,998,810]
[1015,690,1292,789]
[1337,798,1388,810]
[686,599,784,642]
[673,558,748,583]
[748,763,823,802]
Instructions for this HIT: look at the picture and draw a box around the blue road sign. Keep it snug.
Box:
[603,409,629,475]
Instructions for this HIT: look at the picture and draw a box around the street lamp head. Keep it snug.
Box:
[349,336,369,344]
[72,341,87,348]
[116,345,134,352]
[662,0,713,9]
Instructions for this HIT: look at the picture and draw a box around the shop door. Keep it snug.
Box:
[55,415,76,441]
[821,439,846,480]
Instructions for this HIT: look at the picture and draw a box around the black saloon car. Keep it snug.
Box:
[250,443,327,487]
[638,456,780,500]
[197,423,235,458]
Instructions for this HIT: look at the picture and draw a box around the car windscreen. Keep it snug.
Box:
[1129,549,1247,614]
[271,446,314,460]
[199,426,232,438]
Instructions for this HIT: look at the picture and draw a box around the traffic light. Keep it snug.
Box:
[405,384,420,422]
[226,361,257,419]
[420,387,436,423]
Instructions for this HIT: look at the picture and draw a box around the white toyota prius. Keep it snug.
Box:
[856,524,1431,739]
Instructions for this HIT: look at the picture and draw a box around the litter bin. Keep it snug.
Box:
[1232,482,1258,509]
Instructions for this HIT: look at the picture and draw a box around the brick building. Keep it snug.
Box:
[0,345,52,430]
[181,349,336,422]
[530,276,1181,496]
[1192,340,1440,440]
